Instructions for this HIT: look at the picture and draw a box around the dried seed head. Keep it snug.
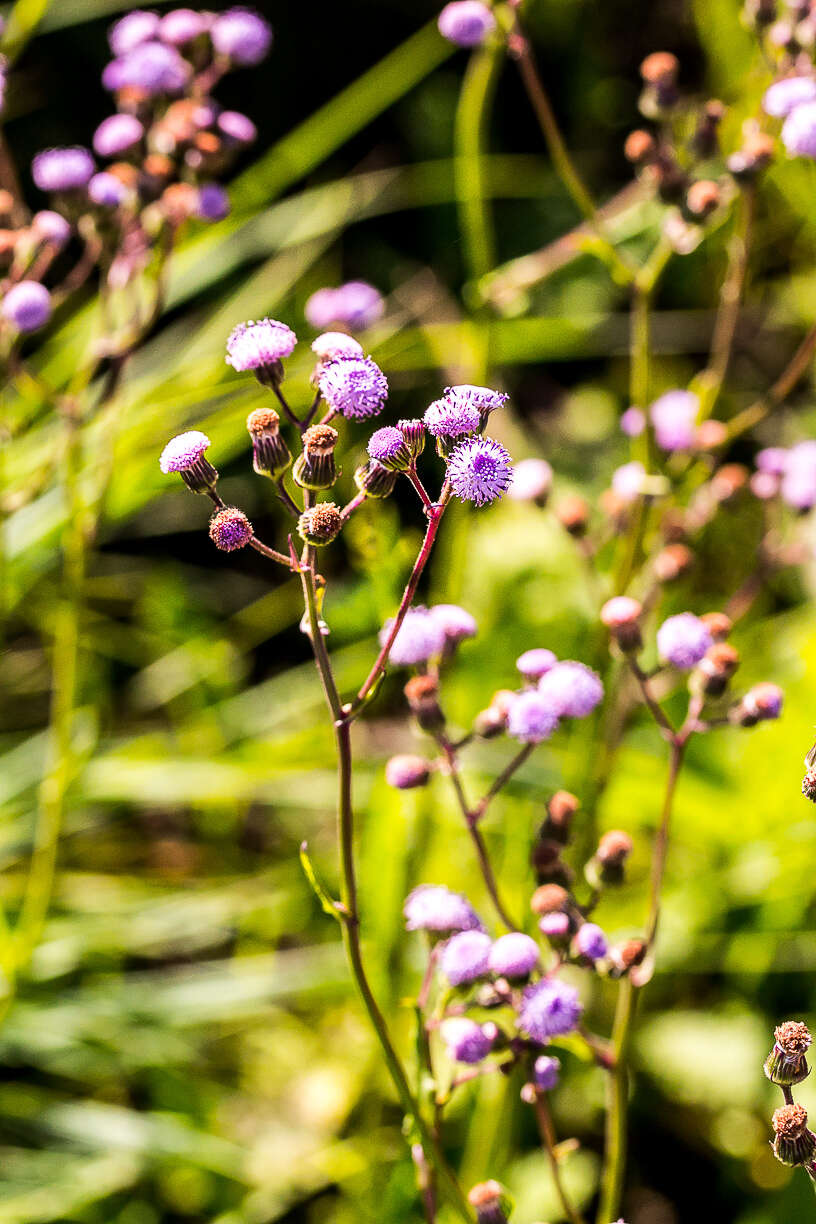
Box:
[293,426,339,490]
[246,408,291,478]
[766,1020,813,1086]
[297,502,342,546]
[303,423,339,455]
[772,1103,816,1166]
[530,883,569,916]
[209,507,252,552]
[777,1021,813,1058]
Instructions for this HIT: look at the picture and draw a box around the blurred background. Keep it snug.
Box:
[3,0,816,1220]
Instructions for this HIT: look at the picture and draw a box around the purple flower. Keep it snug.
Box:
[539,912,570,939]
[1,281,52,333]
[216,110,257,144]
[311,331,364,361]
[781,441,816,509]
[575,923,608,961]
[160,8,210,45]
[507,457,552,503]
[516,648,557,680]
[441,1017,494,1064]
[444,384,508,415]
[782,102,816,158]
[742,682,784,721]
[424,396,481,439]
[507,691,559,744]
[537,661,603,718]
[533,1054,560,1090]
[380,606,447,666]
[368,426,407,464]
[31,211,71,247]
[447,436,513,506]
[518,978,582,1042]
[93,114,144,157]
[438,0,497,46]
[650,390,699,452]
[385,754,431,789]
[757,447,788,476]
[620,406,646,437]
[318,356,388,419]
[226,318,297,372]
[612,460,646,502]
[488,933,540,978]
[751,471,779,500]
[109,9,161,55]
[159,430,211,474]
[88,172,127,207]
[656,612,713,669]
[305,281,384,331]
[763,76,816,118]
[211,7,273,65]
[196,183,230,221]
[209,506,252,552]
[32,147,94,192]
[428,603,477,644]
[404,884,483,933]
[441,930,492,985]
[103,42,191,95]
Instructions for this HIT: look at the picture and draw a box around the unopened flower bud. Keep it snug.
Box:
[616,938,647,971]
[772,1103,816,1167]
[733,682,784,726]
[246,408,292,478]
[354,459,397,499]
[539,911,571,940]
[368,425,412,471]
[601,596,643,653]
[693,100,725,158]
[385,754,432,789]
[640,51,679,85]
[557,494,589,537]
[696,419,729,450]
[544,790,579,845]
[654,542,694,583]
[474,689,516,738]
[397,418,426,461]
[467,1180,510,1224]
[639,52,680,116]
[685,179,720,220]
[209,506,252,552]
[404,675,445,732]
[530,883,569,916]
[700,611,732,641]
[697,641,740,697]
[624,129,656,164]
[728,128,775,178]
[298,502,342,546]
[292,424,340,490]
[589,829,633,886]
[765,1020,812,1086]
[530,838,572,885]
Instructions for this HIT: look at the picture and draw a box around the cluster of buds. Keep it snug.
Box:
[766,1019,816,1179]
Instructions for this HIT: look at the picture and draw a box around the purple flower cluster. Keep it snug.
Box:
[438,0,496,46]
[505,653,603,744]
[32,147,95,193]
[1,281,52,333]
[379,605,461,665]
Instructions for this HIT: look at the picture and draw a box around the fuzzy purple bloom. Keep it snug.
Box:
[88,172,127,207]
[160,8,210,45]
[516,648,557,680]
[537,661,603,718]
[441,1017,494,1064]
[438,0,497,46]
[533,1054,561,1090]
[782,101,816,158]
[318,356,388,419]
[518,978,582,1042]
[539,912,570,939]
[209,506,252,551]
[1,281,52,333]
[380,606,447,666]
[32,146,95,192]
[445,384,508,415]
[196,183,230,220]
[429,603,477,643]
[93,113,144,157]
[441,930,492,985]
[650,389,699,452]
[305,281,384,331]
[368,427,406,463]
[109,9,161,55]
[757,447,788,476]
[763,76,816,118]
[217,110,257,144]
[311,331,364,361]
[507,457,553,503]
[612,460,646,502]
[211,7,273,64]
[506,690,560,744]
[404,884,483,934]
[575,923,608,961]
[424,396,481,439]
[656,612,713,669]
[226,318,297,371]
[159,430,211,474]
[31,211,71,247]
[781,441,816,509]
[488,933,540,978]
[447,436,513,507]
[103,41,191,95]
[620,406,646,437]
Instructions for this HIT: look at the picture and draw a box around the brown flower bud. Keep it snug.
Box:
[588,828,633,886]
[293,424,339,490]
[530,838,572,885]
[654,542,694,582]
[697,641,740,696]
[601,596,643,653]
[0,189,15,218]
[693,100,725,158]
[530,883,569,915]
[247,407,291,478]
[468,1180,510,1224]
[686,179,720,219]
[474,689,517,739]
[701,611,732,641]
[640,52,679,84]
[297,502,342,546]
[556,494,589,537]
[404,674,444,732]
[624,129,656,164]
[772,1103,816,1166]
[711,462,749,504]
[618,938,647,969]
[765,1020,812,1086]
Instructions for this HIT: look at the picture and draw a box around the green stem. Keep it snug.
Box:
[454,39,503,285]
[699,186,754,415]
[597,978,636,1224]
[533,1091,586,1224]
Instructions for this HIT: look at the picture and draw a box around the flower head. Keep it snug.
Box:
[196,183,230,221]
[103,41,192,94]
[447,436,513,506]
[516,648,557,680]
[507,457,552,503]
[441,1017,494,1064]
[424,396,481,439]
[620,406,646,437]
[32,146,95,192]
[404,884,482,933]
[438,0,497,46]
[160,8,210,45]
[612,460,646,502]
[311,331,364,361]
[211,7,273,65]
[209,507,252,552]
[518,978,582,1042]
[385,754,432,790]
[763,76,816,117]
[217,110,257,144]
[507,690,560,744]
[428,603,477,644]
[537,661,604,718]
[656,612,712,669]
[89,172,128,207]
[772,1102,816,1166]
[650,389,699,451]
[781,441,816,509]
[159,430,211,474]
[741,682,784,722]
[305,281,384,331]
[533,1055,560,1090]
[766,1020,812,1086]
[1,281,52,333]
[782,101,816,158]
[445,384,508,415]
[109,9,160,55]
[318,356,388,419]
[380,606,447,666]
[226,318,296,374]
[441,930,492,985]
[93,113,144,157]
[31,211,71,247]
[488,932,540,978]
[575,922,608,961]
[757,446,788,476]
[368,426,411,470]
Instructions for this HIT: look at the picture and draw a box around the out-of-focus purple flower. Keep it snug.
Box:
[742,682,784,721]
[447,436,513,506]
[757,447,788,476]
[429,603,478,644]
[31,211,71,247]
[488,932,540,978]
[539,912,570,939]
[1,281,52,332]
[380,606,447,666]
[620,406,646,437]
[305,281,384,331]
[93,113,144,158]
[782,101,816,158]
[209,506,252,551]
[441,930,492,985]
[507,690,560,744]
[650,389,699,452]
[217,110,257,144]
[518,978,582,1042]
[159,430,211,474]
[533,1054,560,1090]
[575,923,608,961]
[612,460,646,502]
[318,356,388,419]
[516,649,557,680]
[781,441,816,509]
[103,42,191,95]
[109,9,161,55]
[445,384,508,415]
[751,471,780,500]
[211,7,273,64]
[312,331,364,361]
[385,754,431,789]
[32,146,95,192]
[424,396,481,439]
[226,318,297,372]
[88,171,128,207]
[507,457,552,503]
[656,612,713,669]
[763,76,816,117]
[404,884,483,933]
[438,0,496,46]
[441,1017,494,1064]
[538,661,603,718]
[160,8,210,45]
[195,183,230,220]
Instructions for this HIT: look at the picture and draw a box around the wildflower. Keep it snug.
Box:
[518,978,582,1042]
[109,9,160,55]
[467,1180,511,1224]
[656,612,712,669]
[367,426,412,471]
[516,648,557,680]
[782,102,816,158]
[160,8,210,45]
[159,430,218,493]
[31,211,71,247]
[103,41,192,94]
[620,406,646,436]
[772,1103,816,1166]
[507,457,552,504]
[538,661,603,718]
[195,183,230,221]
[305,281,384,331]
[757,446,788,476]
[1,281,52,333]
[697,642,740,697]
[311,332,363,363]
[575,922,608,961]
[404,884,483,933]
[447,436,513,506]
[293,424,339,490]
[734,682,784,726]
[210,7,273,64]
[539,911,571,939]
[428,603,477,645]
[506,690,559,744]
[650,389,699,451]
[763,76,816,117]
[397,418,426,461]
[533,1054,561,1090]
[246,408,291,478]
[226,318,297,384]
[380,606,446,666]
[297,502,343,546]
[601,597,643,653]
[441,930,492,985]
[488,932,540,979]
[423,396,481,441]
[89,172,128,207]
[445,384,508,418]
[441,1017,494,1064]
[765,1021,812,1086]
[385,754,432,790]
[217,110,258,145]
[781,441,816,509]
[530,883,570,916]
[32,146,95,192]
[354,459,396,499]
[404,675,444,731]
[93,114,144,157]
[209,507,252,552]
[438,0,496,46]
[612,461,646,502]
[318,356,388,419]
